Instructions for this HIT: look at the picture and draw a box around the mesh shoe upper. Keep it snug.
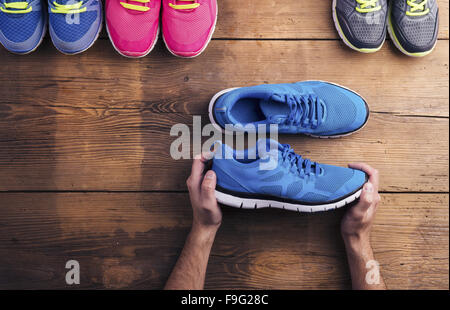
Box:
[212,139,367,205]
[162,0,217,57]
[389,0,439,54]
[106,0,160,57]
[0,0,46,53]
[212,81,369,137]
[334,0,388,50]
[306,81,363,136]
[48,0,102,54]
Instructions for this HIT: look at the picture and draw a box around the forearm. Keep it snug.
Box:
[344,235,386,290]
[164,225,218,290]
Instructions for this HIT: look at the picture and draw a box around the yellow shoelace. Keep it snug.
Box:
[169,0,199,10]
[0,1,32,14]
[355,0,381,13]
[406,0,429,16]
[121,0,150,12]
[51,1,86,14]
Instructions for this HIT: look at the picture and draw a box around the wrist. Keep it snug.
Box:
[192,216,221,233]
[189,223,219,246]
[341,227,370,244]
[343,233,372,256]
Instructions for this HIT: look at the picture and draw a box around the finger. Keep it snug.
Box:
[348,163,380,192]
[201,170,217,202]
[355,182,374,211]
[189,152,213,187]
[348,162,375,175]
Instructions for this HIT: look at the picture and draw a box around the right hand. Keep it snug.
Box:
[341,163,381,242]
[186,153,222,231]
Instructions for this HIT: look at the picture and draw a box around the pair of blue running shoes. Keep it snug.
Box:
[209,81,370,212]
[0,0,101,54]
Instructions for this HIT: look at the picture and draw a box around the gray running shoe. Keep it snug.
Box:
[333,0,388,53]
[388,0,439,57]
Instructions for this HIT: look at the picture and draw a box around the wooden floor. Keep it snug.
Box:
[0,1,448,289]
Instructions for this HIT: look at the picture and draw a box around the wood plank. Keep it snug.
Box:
[214,0,449,39]
[0,39,448,117]
[0,0,447,292]
[0,192,447,289]
[94,0,450,40]
[0,105,447,192]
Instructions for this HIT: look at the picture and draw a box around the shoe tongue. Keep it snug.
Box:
[259,93,291,123]
[54,0,78,4]
[267,114,288,124]
[255,138,282,157]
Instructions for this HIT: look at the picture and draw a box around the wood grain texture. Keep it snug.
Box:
[93,0,449,40]
[0,0,448,291]
[0,193,447,289]
[0,39,448,117]
[213,0,449,39]
[0,105,447,192]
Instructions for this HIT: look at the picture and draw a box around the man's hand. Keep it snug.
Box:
[341,163,381,241]
[186,153,222,230]
[341,163,386,290]
[164,153,221,290]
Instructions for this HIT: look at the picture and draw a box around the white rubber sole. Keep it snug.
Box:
[208,81,370,138]
[215,188,363,213]
[332,0,385,54]
[162,1,218,58]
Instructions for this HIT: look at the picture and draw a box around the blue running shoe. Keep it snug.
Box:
[212,139,368,212]
[0,0,46,54]
[209,81,369,138]
[48,0,102,54]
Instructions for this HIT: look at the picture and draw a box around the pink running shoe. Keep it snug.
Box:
[162,0,217,58]
[106,0,161,58]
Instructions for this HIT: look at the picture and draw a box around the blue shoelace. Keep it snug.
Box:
[280,144,321,177]
[274,93,325,129]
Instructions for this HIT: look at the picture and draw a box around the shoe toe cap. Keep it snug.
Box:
[163,28,212,57]
[342,88,370,133]
[334,169,368,199]
[108,23,158,57]
[0,17,45,54]
[312,83,369,136]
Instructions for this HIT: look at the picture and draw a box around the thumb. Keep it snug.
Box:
[201,170,217,201]
[357,181,374,211]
